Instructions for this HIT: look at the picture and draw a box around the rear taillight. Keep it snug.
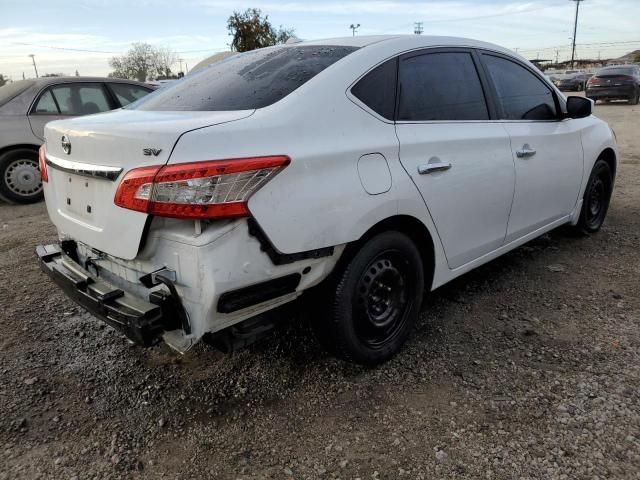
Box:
[114,156,290,219]
[38,145,48,183]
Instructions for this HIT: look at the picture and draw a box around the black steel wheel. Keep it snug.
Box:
[312,231,424,365]
[575,159,613,234]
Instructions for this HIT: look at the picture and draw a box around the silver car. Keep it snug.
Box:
[0,77,155,204]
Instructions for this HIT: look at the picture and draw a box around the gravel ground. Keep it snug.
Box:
[1,101,639,479]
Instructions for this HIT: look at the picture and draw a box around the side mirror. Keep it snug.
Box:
[566,96,593,119]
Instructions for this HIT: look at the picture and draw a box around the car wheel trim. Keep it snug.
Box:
[353,249,413,350]
[4,158,42,197]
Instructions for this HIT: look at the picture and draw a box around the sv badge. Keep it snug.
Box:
[143,148,162,156]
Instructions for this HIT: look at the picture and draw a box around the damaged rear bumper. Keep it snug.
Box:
[36,243,185,346]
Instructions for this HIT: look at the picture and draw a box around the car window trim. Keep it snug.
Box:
[394,47,495,124]
[476,51,564,123]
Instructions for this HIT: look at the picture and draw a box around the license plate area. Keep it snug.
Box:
[63,174,97,220]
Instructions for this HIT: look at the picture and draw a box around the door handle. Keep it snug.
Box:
[418,159,452,174]
[516,144,536,158]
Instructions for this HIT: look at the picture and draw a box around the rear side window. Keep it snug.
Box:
[109,83,153,106]
[351,58,397,120]
[133,45,359,112]
[32,90,59,114]
[50,84,111,115]
[482,55,557,121]
[397,52,489,121]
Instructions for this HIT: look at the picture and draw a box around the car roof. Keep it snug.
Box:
[298,34,515,55]
[28,76,152,87]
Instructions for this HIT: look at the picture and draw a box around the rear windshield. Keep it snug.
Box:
[597,67,635,76]
[132,45,359,111]
[0,80,35,107]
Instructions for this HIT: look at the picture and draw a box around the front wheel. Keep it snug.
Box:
[313,231,424,365]
[0,148,43,204]
[574,159,613,234]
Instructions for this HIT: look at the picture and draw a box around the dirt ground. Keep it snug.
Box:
[1,99,639,480]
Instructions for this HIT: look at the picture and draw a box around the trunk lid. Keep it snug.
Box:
[43,109,253,259]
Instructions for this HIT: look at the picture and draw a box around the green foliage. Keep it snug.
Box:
[227,8,295,52]
[109,43,178,81]
[0,74,7,87]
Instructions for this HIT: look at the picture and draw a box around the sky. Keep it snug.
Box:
[1,0,639,80]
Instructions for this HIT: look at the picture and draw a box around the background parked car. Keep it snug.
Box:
[586,65,640,104]
[554,72,592,91]
[0,77,155,204]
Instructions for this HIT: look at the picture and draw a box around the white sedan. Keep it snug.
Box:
[37,35,616,365]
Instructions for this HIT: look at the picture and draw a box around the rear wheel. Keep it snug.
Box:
[312,231,424,365]
[574,159,613,234]
[629,91,639,105]
[0,148,43,204]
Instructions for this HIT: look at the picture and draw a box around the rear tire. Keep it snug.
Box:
[312,231,424,365]
[574,159,613,234]
[0,148,43,204]
[629,91,639,105]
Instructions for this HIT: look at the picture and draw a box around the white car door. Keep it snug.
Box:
[394,49,516,269]
[480,53,583,242]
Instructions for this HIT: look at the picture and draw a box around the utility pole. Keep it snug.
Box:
[349,23,360,36]
[569,0,585,69]
[414,22,424,35]
[178,58,184,74]
[28,54,38,78]
[555,49,560,64]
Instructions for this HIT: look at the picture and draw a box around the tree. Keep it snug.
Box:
[634,52,640,64]
[0,74,7,87]
[153,47,179,78]
[109,43,177,81]
[227,8,295,52]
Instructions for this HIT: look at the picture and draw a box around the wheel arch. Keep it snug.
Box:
[0,143,40,158]
[598,147,616,180]
[340,214,436,290]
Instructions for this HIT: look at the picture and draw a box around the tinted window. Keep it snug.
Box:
[50,84,111,115]
[597,67,636,76]
[133,45,358,111]
[109,83,153,106]
[352,58,397,120]
[32,90,59,114]
[397,52,488,121]
[483,55,557,121]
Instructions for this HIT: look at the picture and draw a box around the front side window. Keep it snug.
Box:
[482,54,557,121]
[49,84,111,115]
[109,83,153,106]
[133,45,359,112]
[397,51,489,121]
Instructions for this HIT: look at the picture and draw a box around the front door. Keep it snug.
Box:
[394,50,516,269]
[480,53,583,241]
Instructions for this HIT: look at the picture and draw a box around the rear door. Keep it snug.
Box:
[394,49,516,269]
[479,53,583,242]
[28,82,115,140]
